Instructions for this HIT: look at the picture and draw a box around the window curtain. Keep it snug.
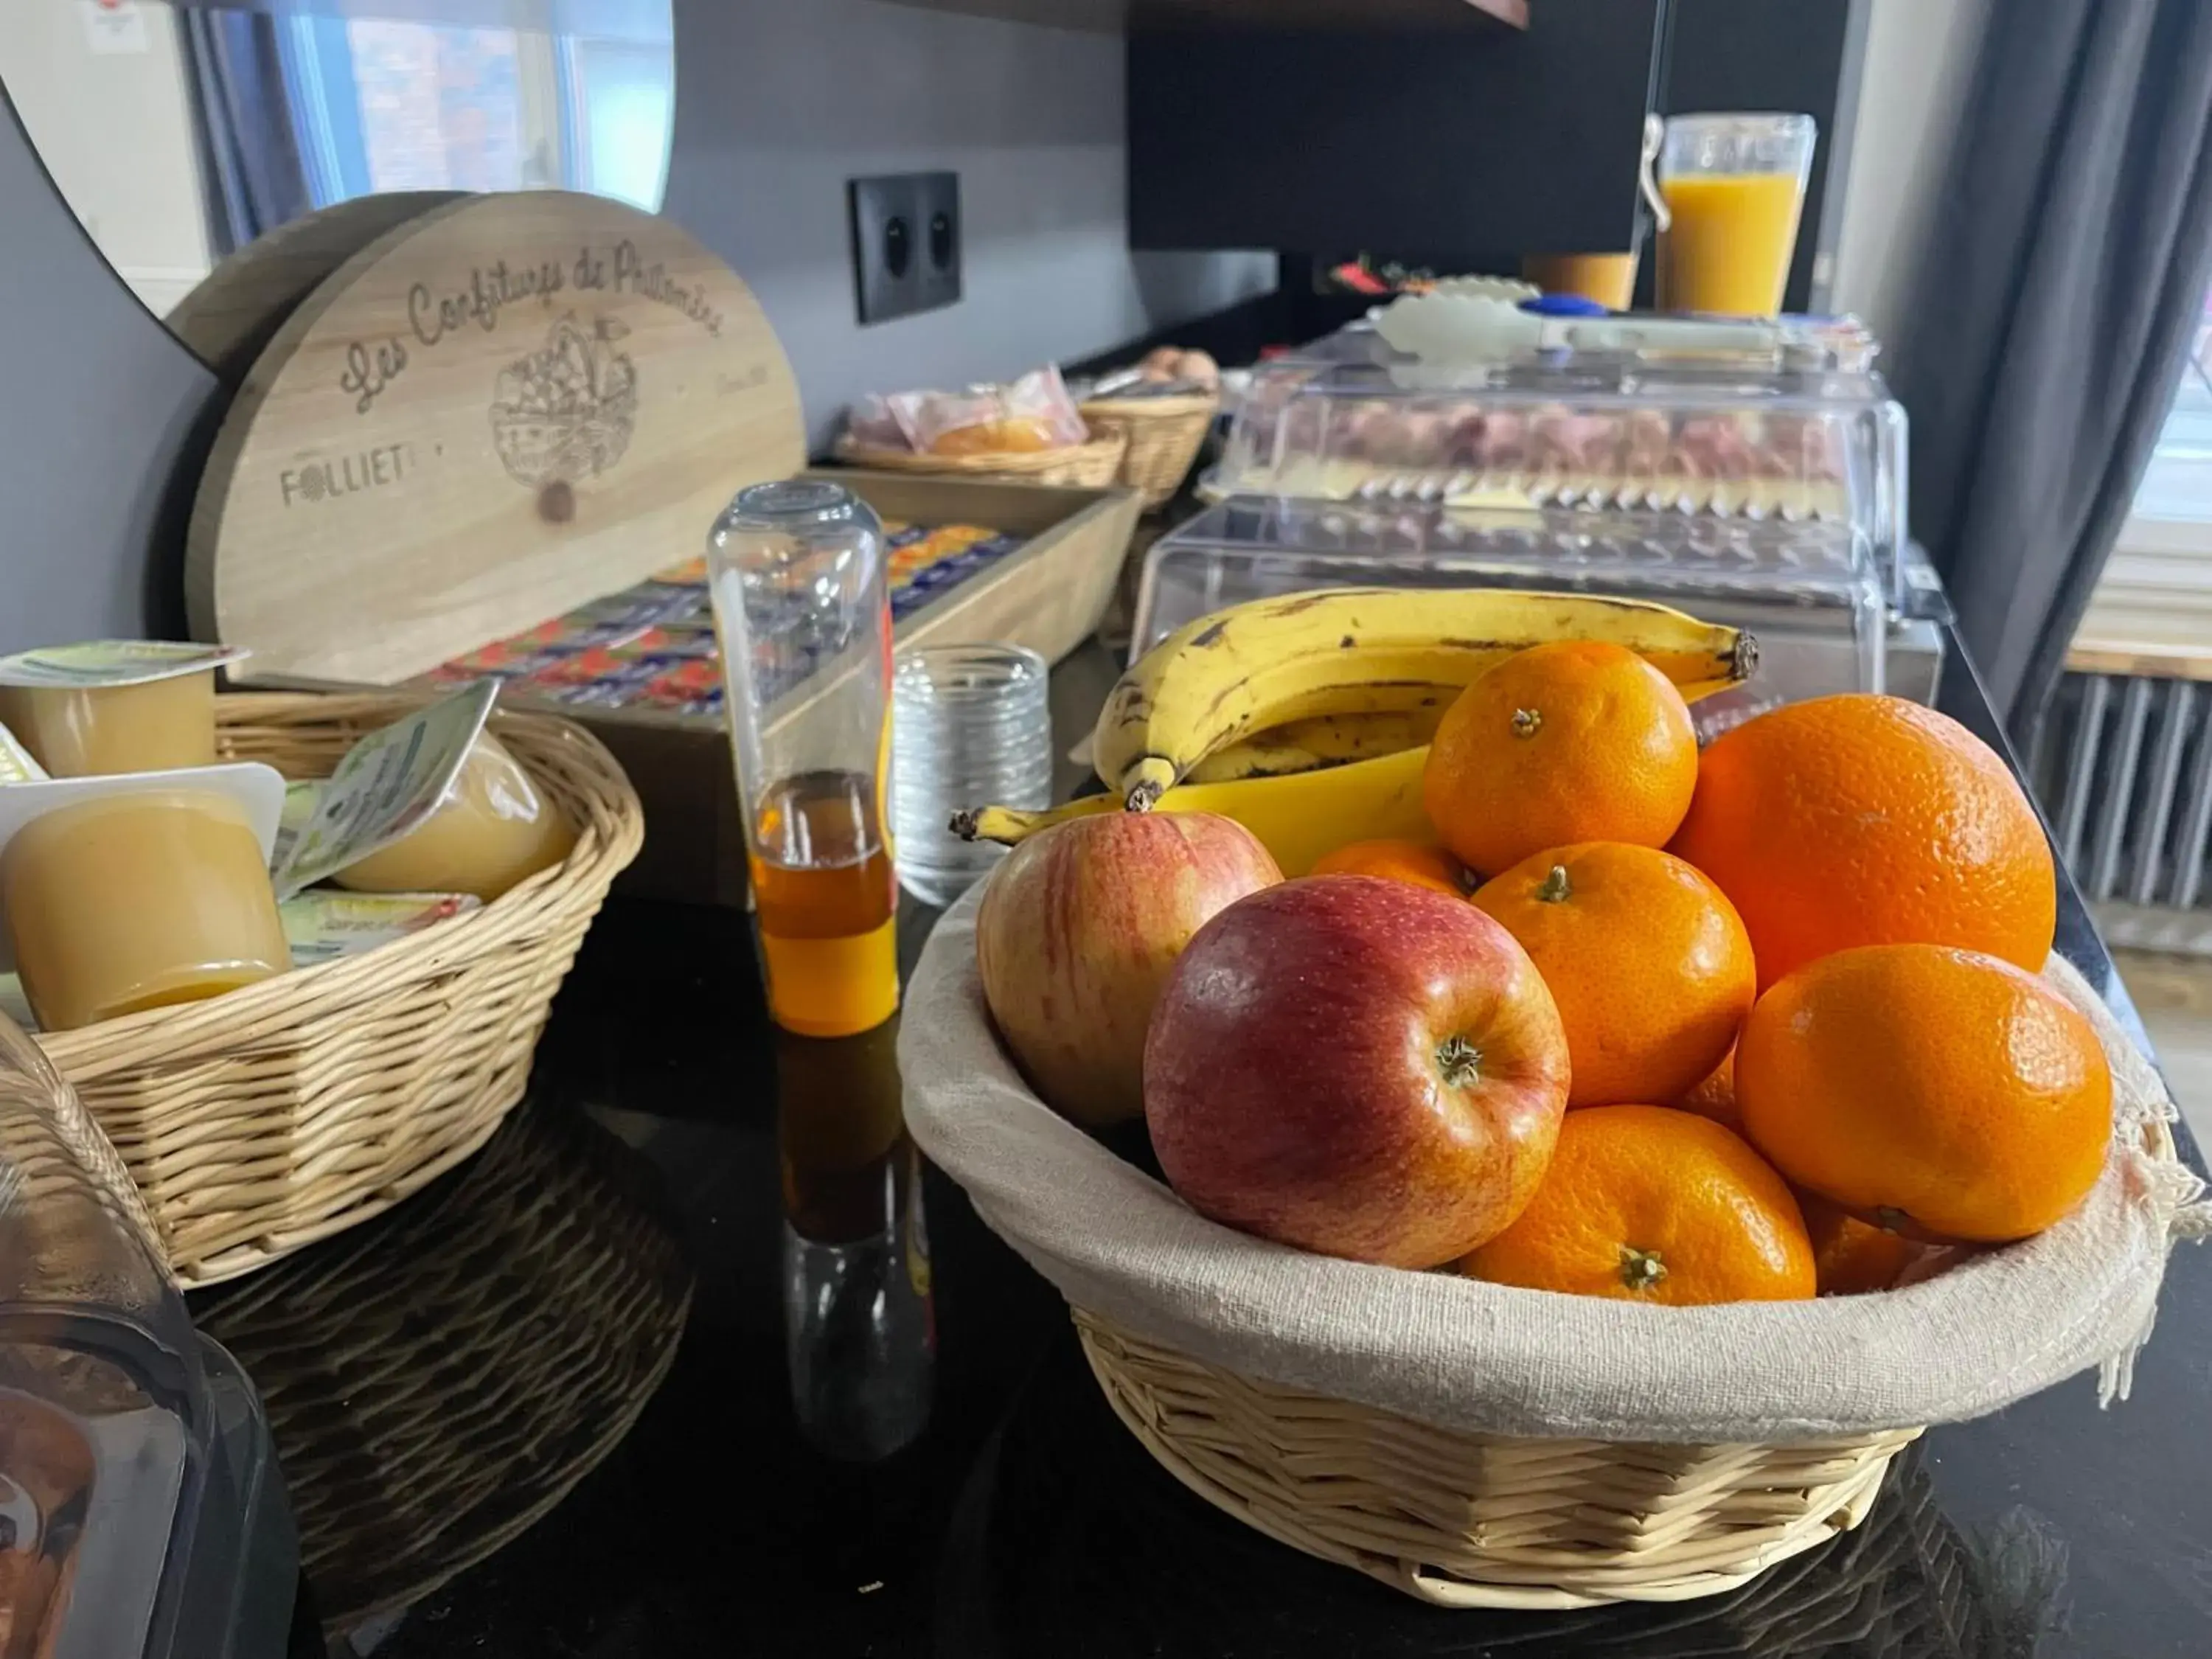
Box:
[178,10,313,257]
[1890,0,2212,743]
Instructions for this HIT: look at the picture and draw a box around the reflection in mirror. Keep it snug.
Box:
[0,0,673,336]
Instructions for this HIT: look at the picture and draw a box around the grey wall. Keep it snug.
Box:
[1829,0,1993,352]
[0,102,220,653]
[0,0,1270,647]
[662,0,1273,450]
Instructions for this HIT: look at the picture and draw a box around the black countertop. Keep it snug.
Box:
[201,637,2212,1659]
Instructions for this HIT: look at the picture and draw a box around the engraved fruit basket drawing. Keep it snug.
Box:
[490,313,639,487]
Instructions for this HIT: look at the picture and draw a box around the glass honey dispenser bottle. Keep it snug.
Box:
[709,480,899,1037]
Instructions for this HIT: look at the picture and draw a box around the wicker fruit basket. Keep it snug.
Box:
[1074,1311,1918,1607]
[35,692,644,1287]
[901,891,2204,1610]
[1079,392,1220,508]
[835,425,1129,490]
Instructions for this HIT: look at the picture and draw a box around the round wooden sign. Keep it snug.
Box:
[168,190,462,389]
[187,190,804,686]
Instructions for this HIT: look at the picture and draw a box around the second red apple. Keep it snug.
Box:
[1144,874,1571,1269]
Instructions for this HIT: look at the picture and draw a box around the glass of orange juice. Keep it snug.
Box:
[1658,113,1816,318]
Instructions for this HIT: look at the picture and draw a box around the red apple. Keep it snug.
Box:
[1145,875,1570,1268]
[977,810,1281,1129]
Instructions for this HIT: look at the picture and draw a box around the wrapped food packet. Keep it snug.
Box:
[902,387,1042,453]
[846,394,909,451]
[867,365,1089,456]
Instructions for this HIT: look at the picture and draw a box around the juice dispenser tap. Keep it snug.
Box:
[709,480,900,1037]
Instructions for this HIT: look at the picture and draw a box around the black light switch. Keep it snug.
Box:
[849,172,961,325]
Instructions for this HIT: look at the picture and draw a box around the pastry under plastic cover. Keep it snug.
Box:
[1214,323,1906,600]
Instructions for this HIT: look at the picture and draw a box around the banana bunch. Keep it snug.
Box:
[956,587,1756,877]
[1184,707,1444,785]
[1093,587,1756,809]
[958,743,1434,878]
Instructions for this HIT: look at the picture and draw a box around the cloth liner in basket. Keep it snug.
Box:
[901,885,2209,1604]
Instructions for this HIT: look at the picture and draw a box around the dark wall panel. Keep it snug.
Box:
[1130,1,1668,265]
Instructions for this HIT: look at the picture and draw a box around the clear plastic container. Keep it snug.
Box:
[709,481,899,1039]
[1211,321,1909,607]
[889,645,1052,907]
[0,1013,295,1655]
[1135,498,1887,702]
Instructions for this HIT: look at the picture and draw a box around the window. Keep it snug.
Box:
[560,37,674,209]
[2079,286,2212,652]
[276,6,671,215]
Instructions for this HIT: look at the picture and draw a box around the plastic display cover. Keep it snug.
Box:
[1214,320,1909,606]
[1135,498,1888,702]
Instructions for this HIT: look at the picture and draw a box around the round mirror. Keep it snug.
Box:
[0,0,675,366]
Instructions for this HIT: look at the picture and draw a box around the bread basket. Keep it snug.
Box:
[1079,392,1220,507]
[35,692,644,1286]
[901,888,2206,1608]
[834,425,1128,490]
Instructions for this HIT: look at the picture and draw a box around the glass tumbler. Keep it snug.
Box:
[890,644,1051,906]
[1657,112,1818,318]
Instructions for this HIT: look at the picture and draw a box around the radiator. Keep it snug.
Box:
[2035,669,2212,953]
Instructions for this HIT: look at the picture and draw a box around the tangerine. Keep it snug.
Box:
[1423,641,1697,878]
[1669,694,2056,988]
[1800,1194,1930,1295]
[1310,838,1468,897]
[1472,843,1755,1108]
[1458,1105,1815,1304]
[1736,944,2112,1243]
[1676,1048,1740,1133]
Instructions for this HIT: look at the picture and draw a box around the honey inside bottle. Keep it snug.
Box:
[748,770,898,1037]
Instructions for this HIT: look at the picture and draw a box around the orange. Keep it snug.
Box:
[1736,944,2112,1243]
[1423,641,1697,877]
[1669,694,2056,989]
[1472,843,1755,1108]
[1310,838,1468,897]
[1676,1048,1739,1133]
[1800,1194,1927,1295]
[1458,1105,1814,1304]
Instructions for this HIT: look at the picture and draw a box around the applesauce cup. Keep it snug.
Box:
[0,672,218,778]
[1,788,291,1032]
[330,731,576,902]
